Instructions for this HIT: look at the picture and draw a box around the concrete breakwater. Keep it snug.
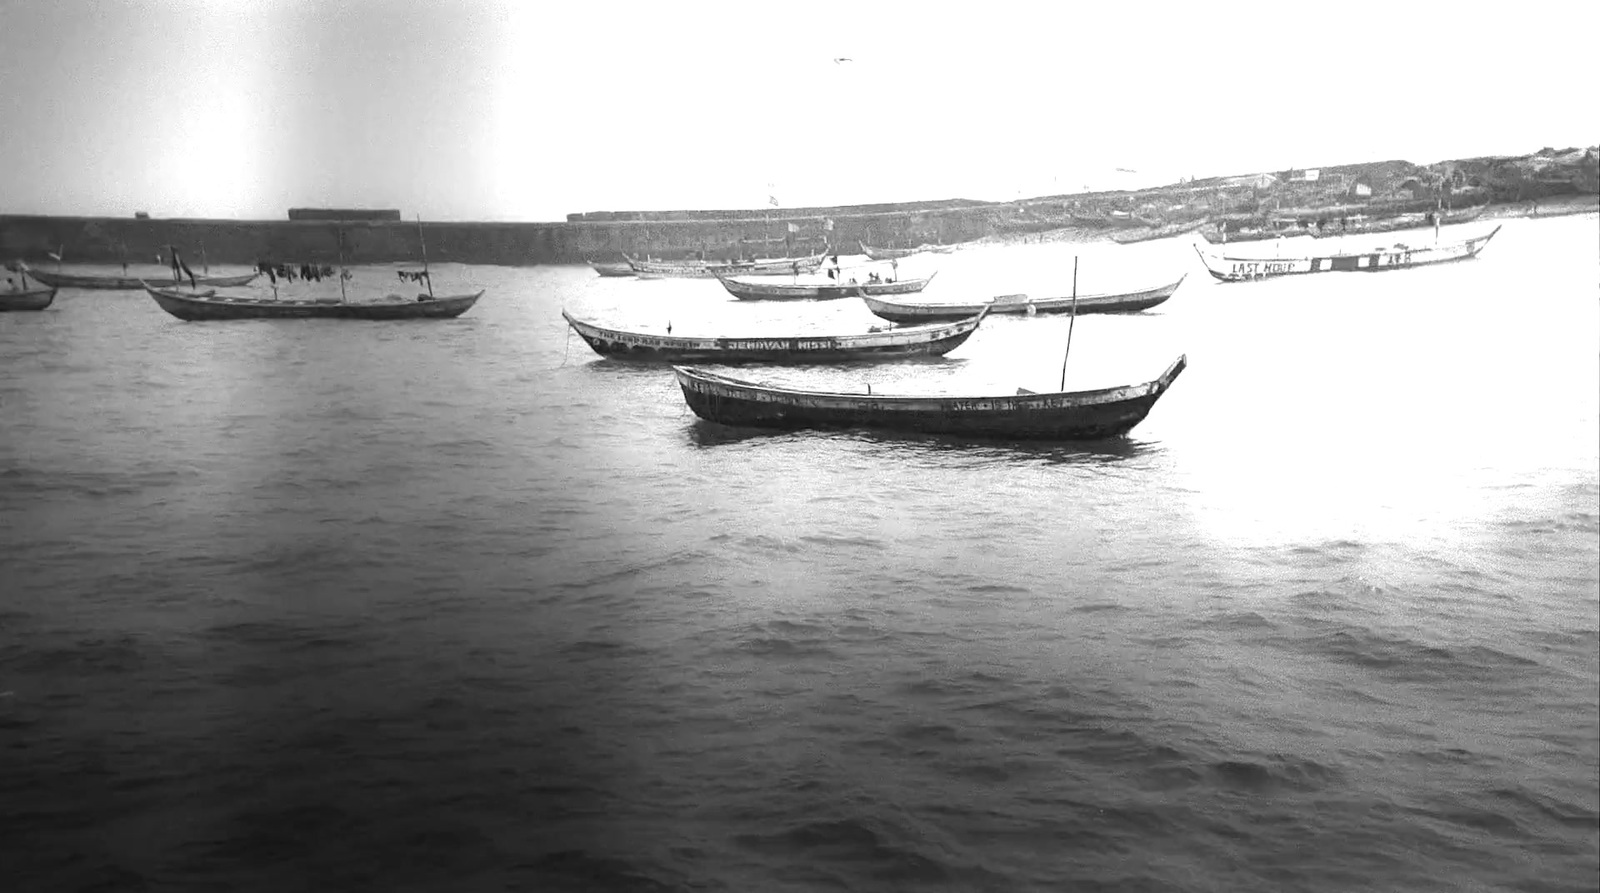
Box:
[0,206,994,268]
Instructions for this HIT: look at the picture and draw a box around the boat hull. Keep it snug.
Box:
[861,276,1185,323]
[1195,226,1500,282]
[562,308,985,363]
[716,272,936,301]
[1110,220,1208,244]
[674,356,1186,441]
[589,260,634,277]
[26,267,261,290]
[144,285,483,320]
[0,287,57,311]
[857,241,956,260]
[626,252,829,279]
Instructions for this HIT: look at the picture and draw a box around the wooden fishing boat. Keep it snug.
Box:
[713,269,937,301]
[673,354,1187,440]
[1308,203,1489,239]
[1198,219,1306,244]
[142,284,483,321]
[1069,210,1147,229]
[861,275,1186,324]
[1194,225,1501,282]
[22,265,260,290]
[1,285,57,311]
[624,251,830,280]
[1110,219,1209,244]
[857,240,956,260]
[588,259,635,277]
[561,306,986,363]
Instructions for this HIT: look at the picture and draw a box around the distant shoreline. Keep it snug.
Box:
[2,195,1594,268]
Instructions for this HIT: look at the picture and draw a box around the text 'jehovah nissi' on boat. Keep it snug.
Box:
[861,275,1186,324]
[1193,225,1501,282]
[561,306,988,363]
[711,268,937,301]
[623,251,830,279]
[672,354,1187,441]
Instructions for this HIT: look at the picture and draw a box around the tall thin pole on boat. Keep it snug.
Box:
[337,227,348,303]
[200,239,209,275]
[1060,255,1080,391]
[415,213,434,298]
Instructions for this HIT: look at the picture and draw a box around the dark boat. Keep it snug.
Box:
[561,306,986,363]
[673,354,1187,440]
[23,265,260,290]
[142,284,483,320]
[860,275,1185,324]
[857,240,956,260]
[588,259,635,277]
[1193,225,1501,282]
[1110,219,1209,244]
[712,269,937,301]
[1,285,57,311]
[1308,203,1489,239]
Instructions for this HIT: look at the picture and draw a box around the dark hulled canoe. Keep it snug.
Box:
[1110,219,1209,244]
[857,240,956,260]
[143,284,483,320]
[25,266,261,290]
[1308,203,1489,239]
[713,270,937,301]
[860,275,1186,324]
[0,286,58,311]
[562,306,986,363]
[1194,225,1501,282]
[624,252,830,279]
[588,259,635,277]
[674,354,1187,440]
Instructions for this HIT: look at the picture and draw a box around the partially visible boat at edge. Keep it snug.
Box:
[673,354,1188,440]
[1,285,57,311]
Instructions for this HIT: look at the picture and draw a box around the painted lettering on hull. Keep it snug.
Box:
[719,339,839,351]
[1227,261,1299,278]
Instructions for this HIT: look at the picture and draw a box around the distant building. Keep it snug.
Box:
[134,211,150,219]
[287,208,402,222]
[1301,169,1320,182]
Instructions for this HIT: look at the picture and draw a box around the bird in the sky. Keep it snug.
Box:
[833,57,852,64]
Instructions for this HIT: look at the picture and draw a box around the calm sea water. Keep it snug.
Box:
[3,216,1597,892]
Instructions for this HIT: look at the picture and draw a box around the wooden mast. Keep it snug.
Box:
[415,214,433,298]
[1059,255,1080,391]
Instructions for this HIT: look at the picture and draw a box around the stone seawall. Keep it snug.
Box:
[0,208,994,267]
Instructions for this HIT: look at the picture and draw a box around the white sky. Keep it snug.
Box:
[1,0,1594,221]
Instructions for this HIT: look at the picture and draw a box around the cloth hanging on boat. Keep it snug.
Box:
[171,250,197,289]
[398,270,430,284]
